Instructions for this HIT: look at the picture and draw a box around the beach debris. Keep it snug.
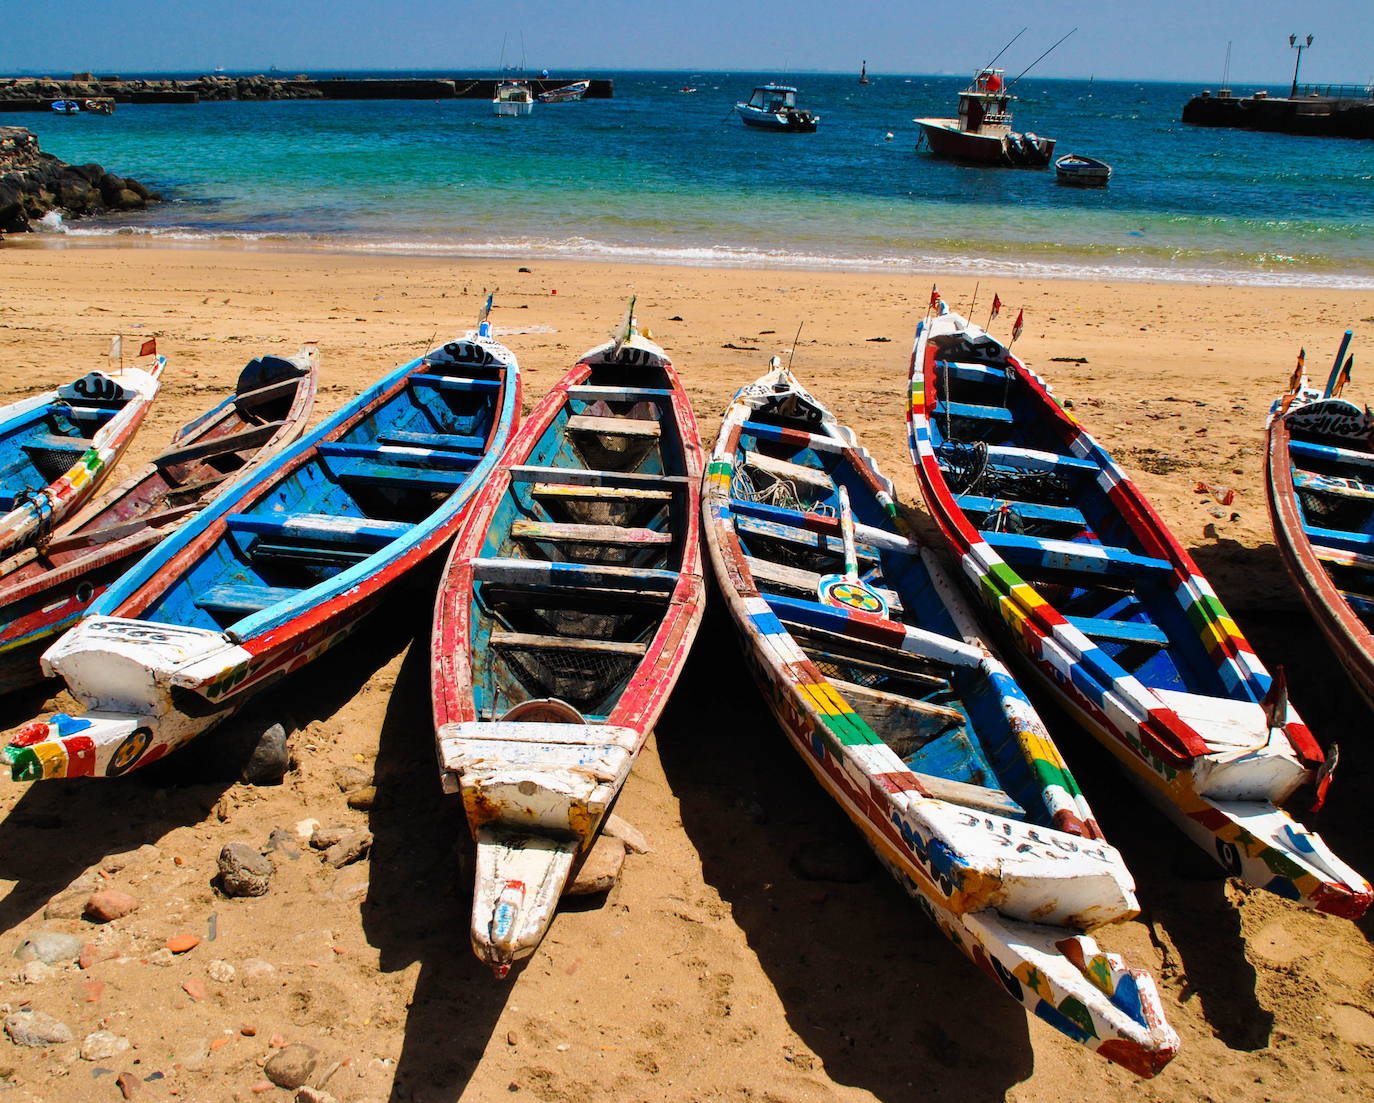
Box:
[265,1044,320,1090]
[1050,356,1089,363]
[5,1009,72,1047]
[603,813,651,854]
[294,818,321,840]
[115,1071,140,1098]
[182,977,208,1001]
[517,267,531,273]
[310,825,349,850]
[344,785,376,811]
[328,868,369,903]
[80,1030,130,1061]
[13,930,82,965]
[295,1088,341,1103]
[324,831,372,869]
[217,843,274,898]
[206,959,236,983]
[1195,481,1237,506]
[789,838,876,883]
[242,722,290,785]
[567,836,626,896]
[333,765,369,792]
[239,958,277,987]
[84,889,140,923]
[167,934,200,954]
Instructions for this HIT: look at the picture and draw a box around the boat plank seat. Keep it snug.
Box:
[1337,589,1374,617]
[509,465,685,490]
[318,441,480,469]
[531,482,673,503]
[910,771,1027,820]
[408,373,502,394]
[325,456,471,492]
[1289,438,1374,470]
[226,511,412,546]
[490,631,648,659]
[1303,523,1374,557]
[955,495,1087,527]
[740,420,844,453]
[154,421,286,467]
[510,520,672,547]
[566,414,661,439]
[978,445,1099,475]
[472,556,679,594]
[1064,615,1170,648]
[376,430,489,452]
[235,375,306,411]
[828,677,963,726]
[935,360,1010,385]
[779,614,953,686]
[933,401,1015,424]
[734,513,880,564]
[1315,543,1374,572]
[566,385,673,402]
[981,530,1174,580]
[23,433,95,453]
[744,555,903,615]
[194,581,301,615]
[743,449,835,492]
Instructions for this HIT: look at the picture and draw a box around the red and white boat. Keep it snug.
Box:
[914,69,1055,167]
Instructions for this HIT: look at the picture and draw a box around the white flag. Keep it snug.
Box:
[108,335,122,365]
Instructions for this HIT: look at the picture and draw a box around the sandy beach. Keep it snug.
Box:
[0,240,1370,1103]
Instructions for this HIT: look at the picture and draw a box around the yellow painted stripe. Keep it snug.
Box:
[797,681,854,717]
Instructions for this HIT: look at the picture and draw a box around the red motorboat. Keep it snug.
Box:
[914,68,1055,167]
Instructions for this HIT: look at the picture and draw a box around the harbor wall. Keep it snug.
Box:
[1182,92,1374,139]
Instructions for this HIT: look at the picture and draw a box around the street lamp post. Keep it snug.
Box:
[1290,33,1314,97]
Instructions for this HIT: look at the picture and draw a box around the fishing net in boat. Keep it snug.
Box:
[940,441,1074,505]
[495,638,640,708]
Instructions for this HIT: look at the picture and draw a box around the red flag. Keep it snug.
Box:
[1261,665,1288,732]
[1011,309,1024,342]
[1333,355,1353,398]
[1311,743,1339,812]
[138,338,157,358]
[990,293,1002,320]
[1288,347,1306,394]
[929,286,941,309]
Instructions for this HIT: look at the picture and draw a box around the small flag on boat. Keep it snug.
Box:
[1011,309,1025,343]
[1261,664,1288,732]
[1312,743,1339,812]
[929,286,942,310]
[990,293,1002,320]
[1333,354,1353,398]
[478,290,494,327]
[107,335,122,365]
[138,338,157,358]
[1288,348,1306,394]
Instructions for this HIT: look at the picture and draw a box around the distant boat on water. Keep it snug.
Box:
[734,84,819,132]
[914,68,1055,167]
[1055,152,1111,186]
[859,59,870,84]
[493,79,534,117]
[536,79,589,103]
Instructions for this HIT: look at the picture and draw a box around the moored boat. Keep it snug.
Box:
[703,358,1177,1076]
[1265,332,1374,710]
[432,304,705,977]
[735,84,819,132]
[536,79,589,103]
[1055,153,1112,186]
[914,69,1054,166]
[0,356,165,560]
[6,310,519,781]
[0,348,318,694]
[493,80,534,116]
[908,307,1371,918]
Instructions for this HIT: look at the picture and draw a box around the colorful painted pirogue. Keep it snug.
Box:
[0,348,318,694]
[0,356,165,559]
[6,318,518,781]
[1266,332,1374,711]
[908,307,1371,918]
[432,307,704,977]
[702,359,1177,1076]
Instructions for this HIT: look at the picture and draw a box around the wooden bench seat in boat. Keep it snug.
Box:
[1338,588,1374,617]
[23,433,95,454]
[908,771,1028,820]
[976,444,1099,475]
[743,449,834,492]
[235,375,308,412]
[407,373,502,394]
[566,385,673,402]
[744,555,903,615]
[1064,615,1170,649]
[508,465,686,491]
[954,495,1087,528]
[934,359,1011,385]
[733,512,881,564]
[376,430,489,452]
[153,421,287,467]
[510,520,671,547]
[531,482,673,504]
[490,630,648,658]
[471,556,679,594]
[194,581,302,615]
[566,414,662,439]
[1302,522,1374,558]
[980,530,1174,580]
[324,458,470,492]
[318,441,480,468]
[1289,438,1374,470]
[226,512,412,546]
[739,420,844,453]
[932,401,1015,424]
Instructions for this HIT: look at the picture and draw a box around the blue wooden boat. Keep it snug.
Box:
[6,314,519,781]
[0,359,165,559]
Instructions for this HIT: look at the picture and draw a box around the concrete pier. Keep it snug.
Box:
[1182,89,1374,139]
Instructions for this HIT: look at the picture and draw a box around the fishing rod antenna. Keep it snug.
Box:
[1007,28,1078,90]
[787,321,804,373]
[980,28,1027,75]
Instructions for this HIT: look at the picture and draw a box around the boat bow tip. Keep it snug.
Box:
[471,828,579,977]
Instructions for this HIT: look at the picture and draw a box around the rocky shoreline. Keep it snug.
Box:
[0,127,159,233]
[0,74,320,105]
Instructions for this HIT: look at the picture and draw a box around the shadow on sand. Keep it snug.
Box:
[656,601,1032,1101]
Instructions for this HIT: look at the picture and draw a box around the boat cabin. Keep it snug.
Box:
[747,85,799,112]
[957,69,1013,134]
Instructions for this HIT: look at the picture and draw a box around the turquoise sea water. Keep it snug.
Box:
[24,69,1374,286]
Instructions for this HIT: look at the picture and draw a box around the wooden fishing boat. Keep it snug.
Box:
[432,306,704,977]
[0,348,318,695]
[703,359,1177,1076]
[1266,332,1374,710]
[908,307,1371,918]
[1055,153,1112,186]
[536,79,589,103]
[6,317,518,781]
[0,357,165,560]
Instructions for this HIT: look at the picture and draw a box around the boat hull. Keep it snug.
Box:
[915,119,1054,167]
[737,106,818,132]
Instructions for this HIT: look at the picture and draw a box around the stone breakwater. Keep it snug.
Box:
[0,127,160,233]
[0,73,321,106]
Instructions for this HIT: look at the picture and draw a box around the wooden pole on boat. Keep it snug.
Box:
[966,282,980,324]
[838,486,858,581]
[1323,330,1354,398]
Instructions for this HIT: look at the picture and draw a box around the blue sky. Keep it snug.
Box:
[8,0,1373,85]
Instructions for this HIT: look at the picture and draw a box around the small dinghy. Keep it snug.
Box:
[703,358,1177,1076]
[908,307,1371,918]
[0,357,165,559]
[1266,332,1374,709]
[432,303,705,977]
[0,348,317,694]
[7,306,518,781]
[1055,153,1112,186]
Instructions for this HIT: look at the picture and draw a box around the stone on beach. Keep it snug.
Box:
[566,836,626,896]
[80,1029,130,1061]
[13,930,83,966]
[5,1009,72,1047]
[85,889,140,923]
[242,722,291,785]
[604,813,651,854]
[264,1043,320,1090]
[324,831,372,869]
[218,843,274,897]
